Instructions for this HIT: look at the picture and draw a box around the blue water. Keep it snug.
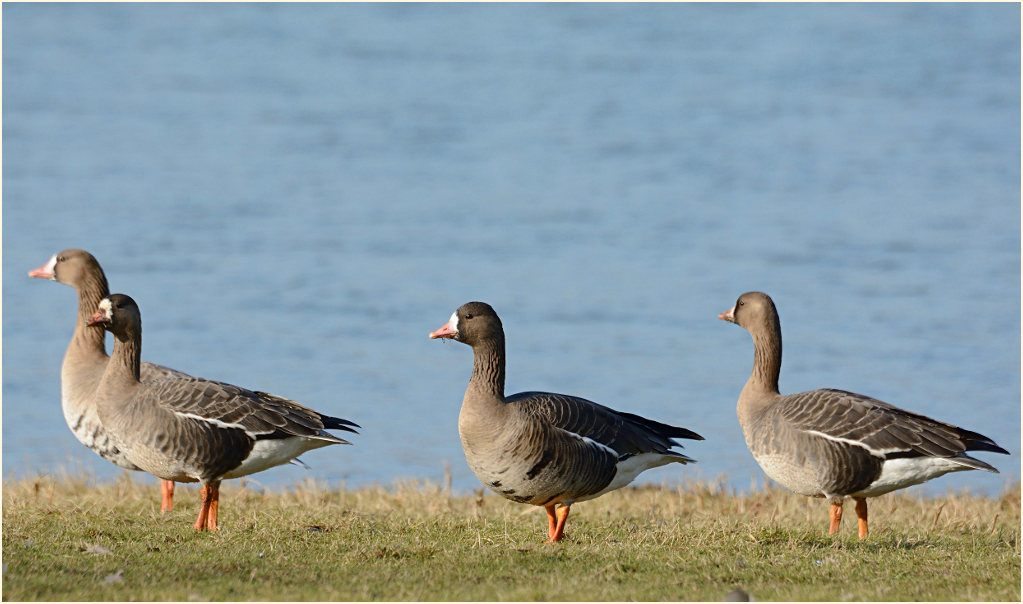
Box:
[3,3,1019,498]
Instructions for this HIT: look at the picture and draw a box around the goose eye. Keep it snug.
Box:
[464,313,473,320]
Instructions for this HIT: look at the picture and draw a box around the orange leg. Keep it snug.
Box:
[545,504,571,544]
[206,487,219,531]
[829,501,843,535]
[160,481,175,513]
[193,486,209,531]
[854,497,868,539]
[544,504,558,541]
[193,482,221,531]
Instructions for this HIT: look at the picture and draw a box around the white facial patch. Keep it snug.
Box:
[98,298,113,321]
[44,254,58,279]
[449,311,459,333]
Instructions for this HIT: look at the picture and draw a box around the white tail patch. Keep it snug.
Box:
[224,437,334,478]
[854,456,972,497]
[579,452,676,502]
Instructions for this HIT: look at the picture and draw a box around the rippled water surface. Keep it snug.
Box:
[3,3,1019,497]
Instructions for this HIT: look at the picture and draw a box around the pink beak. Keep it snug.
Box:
[28,265,53,279]
[86,309,108,327]
[718,306,735,322]
[429,321,457,339]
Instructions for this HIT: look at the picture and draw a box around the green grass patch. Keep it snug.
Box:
[3,473,1019,601]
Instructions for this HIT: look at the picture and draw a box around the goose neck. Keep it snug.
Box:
[467,336,506,401]
[106,329,142,386]
[71,274,111,359]
[748,321,782,396]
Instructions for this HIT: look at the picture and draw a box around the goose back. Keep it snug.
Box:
[91,294,356,484]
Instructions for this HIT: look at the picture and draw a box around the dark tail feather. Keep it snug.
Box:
[618,410,704,441]
[323,415,360,434]
[947,427,1008,473]
[966,440,1010,456]
[959,428,1009,456]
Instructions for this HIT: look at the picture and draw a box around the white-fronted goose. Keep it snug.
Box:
[29,249,188,511]
[87,294,359,531]
[429,301,703,543]
[719,291,1008,538]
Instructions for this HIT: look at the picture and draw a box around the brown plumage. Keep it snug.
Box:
[88,294,358,530]
[29,249,188,511]
[430,301,702,543]
[719,291,1008,538]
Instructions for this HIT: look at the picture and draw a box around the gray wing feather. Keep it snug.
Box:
[508,391,694,459]
[780,388,1004,466]
[140,361,191,382]
[143,377,350,444]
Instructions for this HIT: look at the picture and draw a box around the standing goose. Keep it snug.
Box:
[29,249,188,511]
[88,294,359,531]
[429,301,703,543]
[718,291,1008,538]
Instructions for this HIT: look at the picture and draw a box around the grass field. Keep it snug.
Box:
[2,473,1019,601]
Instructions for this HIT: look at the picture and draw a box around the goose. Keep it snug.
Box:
[429,301,703,543]
[87,293,359,530]
[718,291,1008,538]
[29,249,188,511]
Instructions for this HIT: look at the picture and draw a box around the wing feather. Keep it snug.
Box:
[507,391,699,460]
[779,388,1006,465]
[142,377,355,444]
